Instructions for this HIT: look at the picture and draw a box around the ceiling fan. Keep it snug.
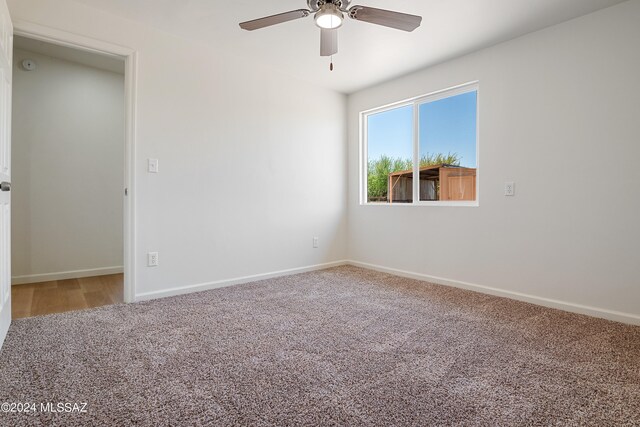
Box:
[239,0,422,62]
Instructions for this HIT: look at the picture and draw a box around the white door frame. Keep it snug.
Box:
[12,21,138,303]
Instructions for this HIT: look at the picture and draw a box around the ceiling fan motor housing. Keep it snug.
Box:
[307,0,351,12]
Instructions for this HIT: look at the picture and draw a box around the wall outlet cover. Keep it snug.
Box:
[505,182,515,196]
[147,252,159,267]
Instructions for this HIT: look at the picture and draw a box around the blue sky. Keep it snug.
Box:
[367,91,477,168]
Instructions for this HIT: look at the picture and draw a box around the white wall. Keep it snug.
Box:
[7,0,348,297]
[347,1,640,322]
[11,48,124,283]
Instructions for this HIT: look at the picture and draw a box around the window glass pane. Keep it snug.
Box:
[418,91,477,202]
[366,105,413,203]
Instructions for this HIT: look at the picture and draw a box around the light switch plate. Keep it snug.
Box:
[148,158,159,173]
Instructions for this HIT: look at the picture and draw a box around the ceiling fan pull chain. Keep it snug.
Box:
[330,55,334,71]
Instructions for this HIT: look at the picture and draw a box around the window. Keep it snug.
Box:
[362,83,478,205]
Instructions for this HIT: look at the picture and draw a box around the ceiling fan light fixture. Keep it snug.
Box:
[315,4,344,29]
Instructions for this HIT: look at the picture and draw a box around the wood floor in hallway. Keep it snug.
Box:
[11,274,124,319]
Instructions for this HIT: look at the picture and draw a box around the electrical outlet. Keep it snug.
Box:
[313,237,319,248]
[147,252,159,267]
[504,182,515,196]
[148,158,159,173]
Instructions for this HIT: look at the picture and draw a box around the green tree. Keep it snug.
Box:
[419,152,460,167]
[367,152,460,201]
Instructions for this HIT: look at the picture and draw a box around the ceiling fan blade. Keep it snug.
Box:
[239,9,311,31]
[320,28,338,57]
[347,6,422,32]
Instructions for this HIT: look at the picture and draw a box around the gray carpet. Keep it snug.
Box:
[0,266,638,426]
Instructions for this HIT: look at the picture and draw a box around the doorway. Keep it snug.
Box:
[9,31,135,317]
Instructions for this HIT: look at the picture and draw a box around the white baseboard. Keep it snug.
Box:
[348,260,640,326]
[135,260,349,302]
[12,266,124,285]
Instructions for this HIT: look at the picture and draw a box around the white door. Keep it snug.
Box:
[0,0,12,349]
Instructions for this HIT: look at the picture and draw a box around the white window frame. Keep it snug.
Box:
[360,81,480,207]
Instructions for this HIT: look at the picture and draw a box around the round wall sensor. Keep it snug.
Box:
[22,59,36,71]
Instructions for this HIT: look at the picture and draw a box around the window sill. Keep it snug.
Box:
[361,201,479,207]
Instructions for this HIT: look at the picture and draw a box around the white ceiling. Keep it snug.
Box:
[69,0,626,93]
[14,35,125,74]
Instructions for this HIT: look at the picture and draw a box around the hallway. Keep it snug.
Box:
[11,274,124,318]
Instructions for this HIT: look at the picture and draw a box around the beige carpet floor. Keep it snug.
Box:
[0,266,638,426]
